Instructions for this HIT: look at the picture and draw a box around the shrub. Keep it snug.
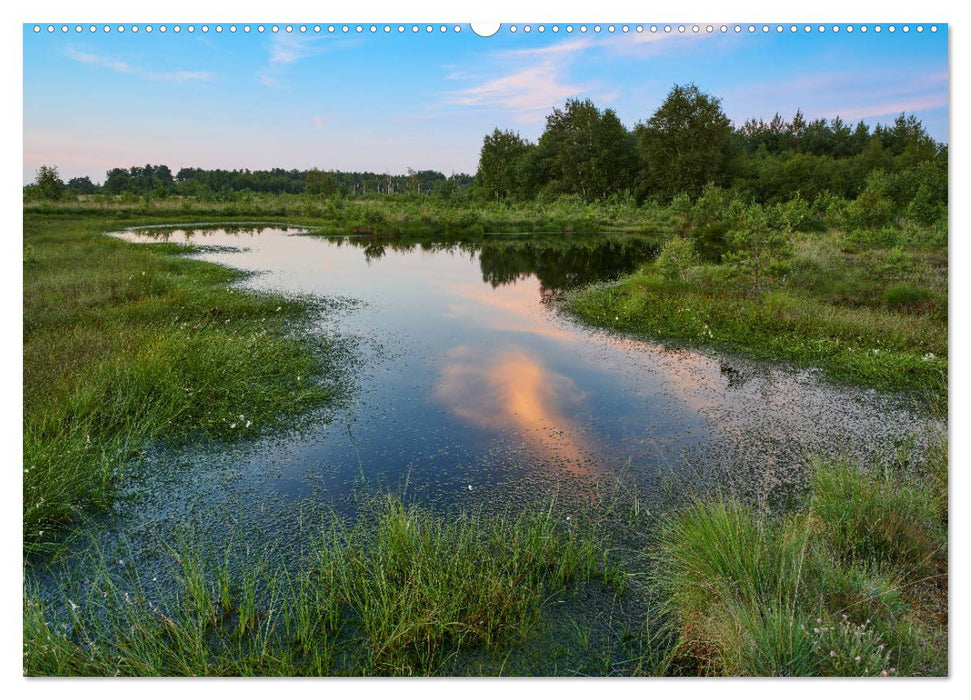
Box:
[655,236,701,281]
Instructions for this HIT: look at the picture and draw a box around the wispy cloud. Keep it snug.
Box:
[829,95,948,121]
[444,39,600,123]
[66,46,214,82]
[258,32,331,86]
[447,62,594,123]
[503,37,595,57]
[722,69,948,124]
[443,33,730,124]
[603,28,732,58]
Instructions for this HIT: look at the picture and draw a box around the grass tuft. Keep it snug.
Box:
[653,445,947,676]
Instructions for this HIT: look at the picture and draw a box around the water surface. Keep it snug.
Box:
[33,225,938,586]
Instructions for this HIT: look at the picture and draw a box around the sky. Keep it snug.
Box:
[22,23,949,184]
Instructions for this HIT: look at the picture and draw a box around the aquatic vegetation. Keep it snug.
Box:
[23,214,343,549]
[24,495,613,676]
[22,208,947,677]
[653,443,947,676]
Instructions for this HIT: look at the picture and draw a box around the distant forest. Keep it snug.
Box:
[27,84,947,214]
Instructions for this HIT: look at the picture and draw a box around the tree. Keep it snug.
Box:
[723,204,792,290]
[34,165,64,201]
[66,176,97,196]
[655,235,701,281]
[535,99,636,200]
[635,84,734,200]
[476,129,530,201]
[306,168,338,196]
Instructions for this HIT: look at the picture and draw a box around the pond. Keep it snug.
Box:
[30,225,938,590]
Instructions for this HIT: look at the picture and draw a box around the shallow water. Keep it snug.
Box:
[31,225,938,591]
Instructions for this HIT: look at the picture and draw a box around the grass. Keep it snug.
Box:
[24,494,616,676]
[25,448,948,677]
[23,212,343,550]
[23,193,679,235]
[23,204,947,676]
[564,227,947,402]
[653,439,947,677]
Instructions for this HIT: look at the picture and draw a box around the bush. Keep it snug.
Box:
[655,236,700,281]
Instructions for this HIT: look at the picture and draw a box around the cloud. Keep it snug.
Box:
[444,39,600,123]
[447,62,593,122]
[267,32,323,65]
[722,69,948,125]
[824,95,948,122]
[312,115,327,128]
[503,37,594,57]
[442,33,725,124]
[603,27,731,58]
[66,46,214,82]
[258,32,331,87]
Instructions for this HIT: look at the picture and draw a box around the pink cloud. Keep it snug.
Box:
[447,61,593,123]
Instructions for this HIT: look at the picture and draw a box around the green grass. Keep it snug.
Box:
[23,193,679,235]
[564,228,947,401]
[24,494,615,676]
[653,442,948,677]
[23,212,343,550]
[23,206,947,677]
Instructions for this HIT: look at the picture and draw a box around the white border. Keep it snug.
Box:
[5,1,963,698]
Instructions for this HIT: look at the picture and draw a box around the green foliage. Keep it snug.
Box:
[653,449,947,676]
[845,170,896,228]
[24,495,608,676]
[533,99,637,200]
[26,91,946,220]
[476,128,531,201]
[668,193,693,232]
[635,84,735,200]
[23,214,342,548]
[655,236,700,281]
[811,461,940,578]
[723,205,793,288]
[34,165,64,201]
[690,182,733,232]
[906,184,944,225]
[884,283,934,311]
[564,226,947,398]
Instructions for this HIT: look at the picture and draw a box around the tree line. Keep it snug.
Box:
[475,84,947,211]
[27,165,474,201]
[27,83,946,217]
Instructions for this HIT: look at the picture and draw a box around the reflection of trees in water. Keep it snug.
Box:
[129,224,277,242]
[332,235,481,264]
[338,234,659,291]
[477,238,659,292]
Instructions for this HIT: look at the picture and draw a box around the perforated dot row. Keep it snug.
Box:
[507,24,937,34]
[31,23,940,35]
[31,24,466,34]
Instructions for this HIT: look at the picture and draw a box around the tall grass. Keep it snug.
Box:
[653,443,947,676]
[565,227,947,400]
[23,214,342,549]
[24,495,610,676]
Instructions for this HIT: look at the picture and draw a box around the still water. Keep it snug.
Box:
[108,226,933,507]
[32,225,938,582]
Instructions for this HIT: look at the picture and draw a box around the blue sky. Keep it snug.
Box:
[23,24,949,184]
